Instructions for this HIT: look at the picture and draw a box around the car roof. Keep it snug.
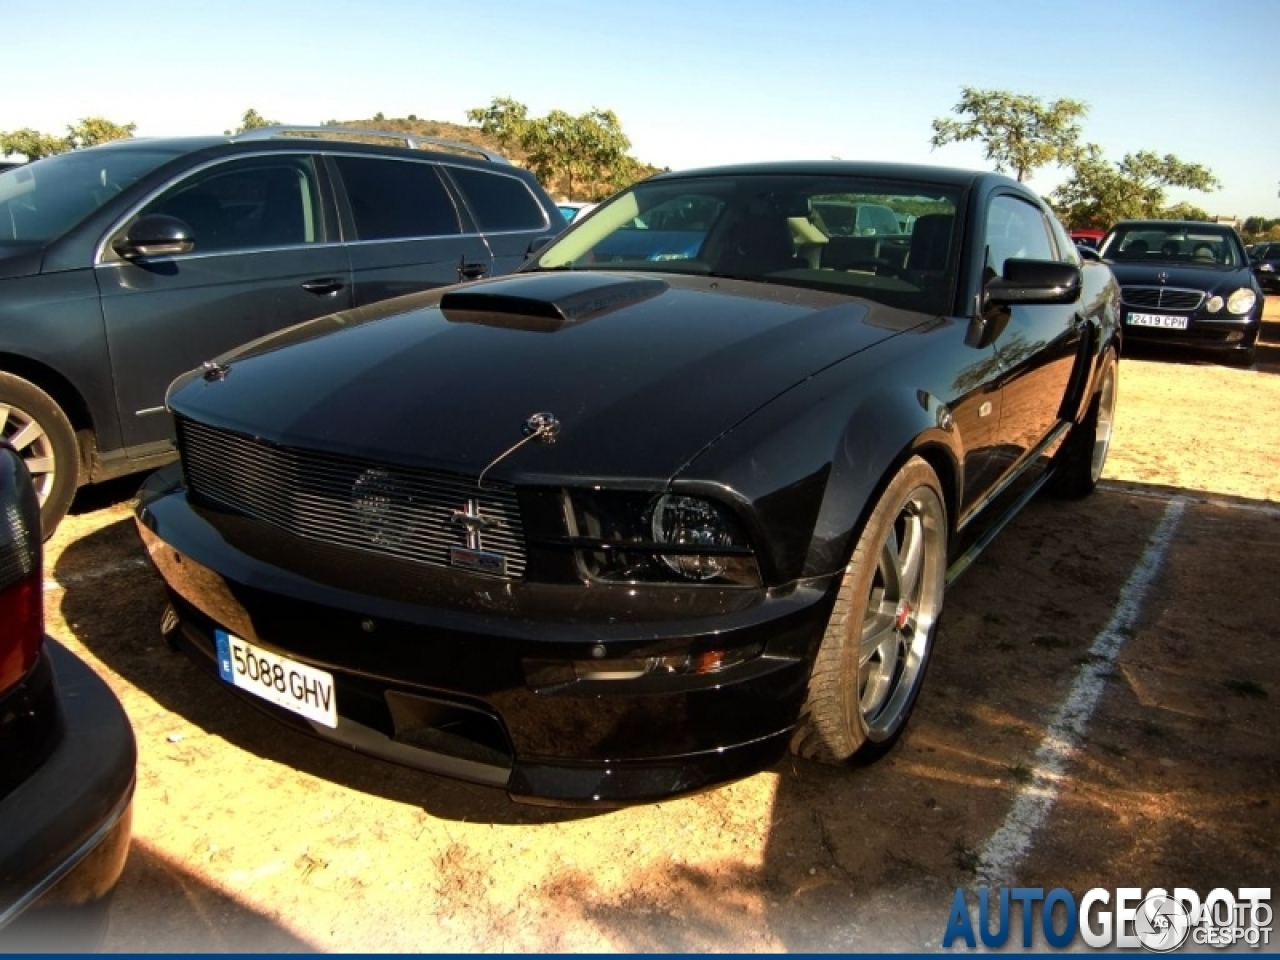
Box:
[645,160,997,189]
[72,131,517,172]
[1108,220,1234,231]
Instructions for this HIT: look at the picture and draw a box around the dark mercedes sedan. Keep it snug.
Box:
[1098,220,1262,364]
[0,444,135,944]
[136,162,1121,805]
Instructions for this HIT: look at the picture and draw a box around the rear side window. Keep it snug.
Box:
[447,167,548,232]
[333,156,461,240]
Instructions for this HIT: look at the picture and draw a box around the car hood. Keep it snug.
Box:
[1106,261,1255,292]
[167,271,924,482]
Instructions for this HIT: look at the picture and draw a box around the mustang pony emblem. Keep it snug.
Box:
[448,499,502,550]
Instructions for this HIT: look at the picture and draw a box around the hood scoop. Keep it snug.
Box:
[440,273,668,332]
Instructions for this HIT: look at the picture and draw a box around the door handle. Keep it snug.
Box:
[302,278,346,295]
[458,261,489,282]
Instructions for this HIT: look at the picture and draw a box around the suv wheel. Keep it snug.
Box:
[0,373,79,537]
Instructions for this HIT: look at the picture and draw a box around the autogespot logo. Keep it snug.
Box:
[942,886,1272,951]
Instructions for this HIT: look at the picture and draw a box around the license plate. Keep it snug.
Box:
[215,629,337,728]
[1127,312,1188,330]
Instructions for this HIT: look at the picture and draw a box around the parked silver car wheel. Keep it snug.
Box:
[0,373,79,536]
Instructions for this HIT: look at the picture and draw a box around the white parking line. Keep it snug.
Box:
[976,496,1187,886]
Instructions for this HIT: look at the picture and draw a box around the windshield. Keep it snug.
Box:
[530,174,962,314]
[1099,224,1243,267]
[0,147,179,247]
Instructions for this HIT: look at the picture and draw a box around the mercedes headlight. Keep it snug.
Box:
[1227,288,1257,315]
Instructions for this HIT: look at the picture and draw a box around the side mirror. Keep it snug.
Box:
[112,214,195,261]
[525,235,555,257]
[986,258,1081,306]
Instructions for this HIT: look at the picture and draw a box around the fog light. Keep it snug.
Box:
[573,643,762,680]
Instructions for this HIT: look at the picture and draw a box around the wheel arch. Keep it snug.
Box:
[798,389,963,582]
[0,352,97,473]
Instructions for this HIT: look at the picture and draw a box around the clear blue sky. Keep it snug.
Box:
[6,0,1278,216]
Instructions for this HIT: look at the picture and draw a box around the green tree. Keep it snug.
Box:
[930,87,1087,182]
[467,97,640,200]
[226,108,278,135]
[1,116,135,160]
[65,117,136,149]
[0,128,64,160]
[1051,145,1220,227]
[1161,202,1210,222]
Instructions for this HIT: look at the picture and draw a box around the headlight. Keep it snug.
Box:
[1227,287,1257,315]
[1260,263,1275,273]
[1206,295,1224,313]
[650,494,739,580]
[565,489,760,586]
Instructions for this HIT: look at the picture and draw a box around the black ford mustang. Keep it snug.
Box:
[135,162,1121,805]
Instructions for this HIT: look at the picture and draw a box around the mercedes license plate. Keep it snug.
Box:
[1127,312,1188,330]
[215,629,337,728]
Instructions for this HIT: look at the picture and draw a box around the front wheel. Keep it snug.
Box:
[1049,351,1118,499]
[791,456,948,764]
[0,372,80,537]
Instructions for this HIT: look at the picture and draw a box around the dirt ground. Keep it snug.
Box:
[10,302,1280,952]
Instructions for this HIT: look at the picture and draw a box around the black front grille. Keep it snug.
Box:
[178,420,527,578]
[1120,286,1205,311]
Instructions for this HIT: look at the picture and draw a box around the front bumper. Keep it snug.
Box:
[0,641,136,933]
[1120,305,1261,354]
[136,468,839,806]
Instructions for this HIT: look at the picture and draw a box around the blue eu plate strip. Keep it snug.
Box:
[215,629,234,683]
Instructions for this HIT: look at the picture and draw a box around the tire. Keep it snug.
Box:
[791,456,948,764]
[0,372,79,537]
[1049,350,1118,499]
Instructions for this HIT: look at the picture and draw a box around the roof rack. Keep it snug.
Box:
[232,125,511,164]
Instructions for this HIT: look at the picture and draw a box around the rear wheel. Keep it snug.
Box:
[1049,351,1118,499]
[791,456,947,764]
[0,372,79,537]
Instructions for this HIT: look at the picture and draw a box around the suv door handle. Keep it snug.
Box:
[301,278,346,295]
[458,261,489,282]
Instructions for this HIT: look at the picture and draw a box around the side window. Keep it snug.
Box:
[1046,214,1081,265]
[137,156,321,253]
[333,156,461,240]
[984,195,1055,277]
[446,167,548,232]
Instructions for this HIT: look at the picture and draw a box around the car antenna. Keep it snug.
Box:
[477,412,560,489]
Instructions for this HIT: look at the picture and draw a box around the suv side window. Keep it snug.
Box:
[446,167,548,233]
[985,194,1055,277]
[136,156,322,254]
[333,156,461,240]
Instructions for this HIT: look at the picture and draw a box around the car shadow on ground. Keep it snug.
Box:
[52,486,1279,950]
[1,840,314,953]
